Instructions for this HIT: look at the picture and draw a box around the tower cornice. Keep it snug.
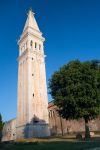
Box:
[17,48,45,62]
[18,31,45,45]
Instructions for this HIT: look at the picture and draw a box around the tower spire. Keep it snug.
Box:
[23,9,40,32]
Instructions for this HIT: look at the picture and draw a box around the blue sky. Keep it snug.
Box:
[0,0,100,121]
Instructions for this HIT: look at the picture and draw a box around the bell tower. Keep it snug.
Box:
[16,9,50,138]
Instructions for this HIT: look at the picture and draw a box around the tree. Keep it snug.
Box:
[49,60,100,138]
[0,114,4,141]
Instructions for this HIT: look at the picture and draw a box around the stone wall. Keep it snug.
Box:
[2,119,16,141]
[48,101,100,135]
[2,101,100,141]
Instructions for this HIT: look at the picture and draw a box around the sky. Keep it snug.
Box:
[0,0,100,121]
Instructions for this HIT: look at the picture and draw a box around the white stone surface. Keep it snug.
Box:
[2,119,16,141]
[16,9,50,138]
[2,9,50,141]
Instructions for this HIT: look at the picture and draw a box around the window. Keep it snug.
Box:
[30,40,33,47]
[49,112,50,118]
[35,42,37,49]
[33,93,34,97]
[49,110,53,118]
[53,111,55,116]
[50,110,54,118]
[26,41,27,48]
[39,44,41,50]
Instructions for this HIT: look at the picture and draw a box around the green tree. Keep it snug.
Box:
[49,60,100,138]
[0,114,4,141]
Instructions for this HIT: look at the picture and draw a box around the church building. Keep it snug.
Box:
[2,10,100,141]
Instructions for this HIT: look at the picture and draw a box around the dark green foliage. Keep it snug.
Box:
[49,60,100,138]
[0,114,4,141]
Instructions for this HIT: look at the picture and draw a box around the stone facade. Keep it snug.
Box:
[2,119,16,141]
[16,10,50,138]
[2,101,100,141]
[48,101,100,135]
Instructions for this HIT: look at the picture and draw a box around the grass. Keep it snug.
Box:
[1,137,100,150]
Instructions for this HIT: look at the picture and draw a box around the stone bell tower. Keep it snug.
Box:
[16,9,50,138]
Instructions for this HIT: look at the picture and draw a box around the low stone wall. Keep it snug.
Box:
[48,102,100,135]
[49,117,100,135]
[2,119,16,141]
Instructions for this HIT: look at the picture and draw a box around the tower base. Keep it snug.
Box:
[16,123,50,139]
